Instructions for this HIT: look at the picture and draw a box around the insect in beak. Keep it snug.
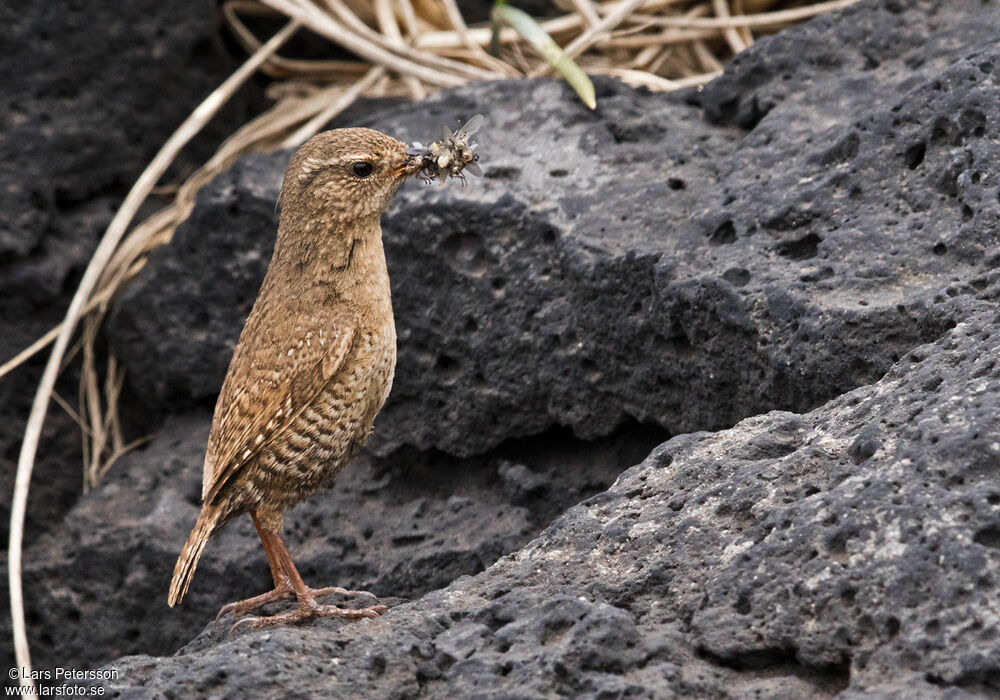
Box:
[394,153,425,178]
[407,114,485,184]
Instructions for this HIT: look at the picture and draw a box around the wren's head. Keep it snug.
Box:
[279,127,423,225]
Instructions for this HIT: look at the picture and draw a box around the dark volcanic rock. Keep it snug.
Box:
[109,0,1000,461]
[0,0,261,543]
[17,0,1000,695]
[0,0,268,674]
[92,306,1000,698]
[7,412,662,674]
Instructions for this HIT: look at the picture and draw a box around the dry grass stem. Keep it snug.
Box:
[628,0,858,27]
[541,0,652,68]
[396,0,422,38]
[570,0,603,28]
[712,0,749,54]
[225,2,370,78]
[282,65,386,147]
[373,0,428,97]
[733,0,755,46]
[263,0,491,84]
[441,0,517,75]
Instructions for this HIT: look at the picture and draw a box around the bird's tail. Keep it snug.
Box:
[168,504,222,607]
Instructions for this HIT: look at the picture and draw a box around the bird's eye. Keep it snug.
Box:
[352,162,373,178]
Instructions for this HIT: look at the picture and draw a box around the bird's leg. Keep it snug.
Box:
[268,532,382,604]
[215,511,295,622]
[229,529,386,633]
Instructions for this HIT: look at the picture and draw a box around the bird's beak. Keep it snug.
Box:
[393,145,428,178]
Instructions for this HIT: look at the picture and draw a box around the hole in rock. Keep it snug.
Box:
[440,232,489,277]
[974,525,1000,549]
[485,166,520,180]
[777,233,821,261]
[904,142,926,169]
[723,268,750,287]
[709,220,737,246]
[697,645,850,694]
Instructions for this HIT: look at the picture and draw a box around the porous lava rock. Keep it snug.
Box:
[109,0,999,461]
[13,0,1000,696]
[92,307,1000,697]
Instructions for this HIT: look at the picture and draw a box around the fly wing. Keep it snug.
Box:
[454,114,484,140]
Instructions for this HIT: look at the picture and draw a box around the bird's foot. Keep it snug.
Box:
[228,597,387,636]
[216,584,380,623]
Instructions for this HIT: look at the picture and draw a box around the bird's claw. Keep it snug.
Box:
[227,615,264,639]
[309,585,379,603]
[215,602,238,624]
[214,585,293,623]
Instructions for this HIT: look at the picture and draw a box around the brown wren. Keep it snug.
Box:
[167,123,479,629]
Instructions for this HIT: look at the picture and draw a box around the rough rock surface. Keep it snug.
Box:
[92,307,1000,698]
[12,0,1000,696]
[5,413,662,674]
[0,0,261,542]
[109,0,999,460]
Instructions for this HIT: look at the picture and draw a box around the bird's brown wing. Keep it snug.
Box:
[201,307,357,505]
